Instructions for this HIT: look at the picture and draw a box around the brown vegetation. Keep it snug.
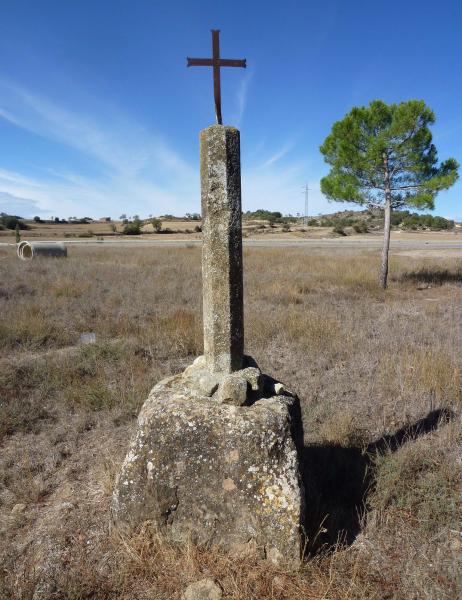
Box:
[0,246,461,598]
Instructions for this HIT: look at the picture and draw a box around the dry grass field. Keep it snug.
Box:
[0,244,461,599]
[0,220,203,240]
[6,215,462,243]
[3,217,462,243]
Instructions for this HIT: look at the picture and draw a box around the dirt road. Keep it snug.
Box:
[3,237,462,252]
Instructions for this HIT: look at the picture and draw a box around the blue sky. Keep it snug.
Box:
[0,0,461,220]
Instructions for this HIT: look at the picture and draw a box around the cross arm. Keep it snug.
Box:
[218,59,246,68]
[187,58,214,67]
[187,58,246,68]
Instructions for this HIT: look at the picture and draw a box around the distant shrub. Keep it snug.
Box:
[333,225,347,236]
[353,222,368,233]
[244,209,282,223]
[194,225,202,233]
[151,218,162,232]
[123,220,142,235]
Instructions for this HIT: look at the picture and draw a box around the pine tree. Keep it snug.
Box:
[320,100,459,288]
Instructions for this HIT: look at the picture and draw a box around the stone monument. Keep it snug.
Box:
[112,30,305,567]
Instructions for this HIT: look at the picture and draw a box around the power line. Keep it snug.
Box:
[302,183,313,226]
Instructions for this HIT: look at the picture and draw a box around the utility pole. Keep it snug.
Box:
[302,183,312,226]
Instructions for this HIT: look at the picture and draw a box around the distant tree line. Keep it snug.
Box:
[0,213,29,231]
[307,209,454,232]
[392,211,454,230]
[243,209,297,224]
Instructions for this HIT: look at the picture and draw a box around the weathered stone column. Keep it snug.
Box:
[200,125,244,373]
[112,124,305,569]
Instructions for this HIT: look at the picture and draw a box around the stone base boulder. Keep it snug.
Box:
[111,357,305,567]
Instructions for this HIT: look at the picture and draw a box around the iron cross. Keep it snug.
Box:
[187,30,246,125]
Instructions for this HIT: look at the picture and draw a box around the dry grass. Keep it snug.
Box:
[0,245,461,599]
[0,219,204,241]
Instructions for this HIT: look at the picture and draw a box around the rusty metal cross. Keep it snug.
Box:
[187,30,246,125]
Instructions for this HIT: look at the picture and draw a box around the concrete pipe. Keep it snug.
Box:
[18,241,67,260]
[16,241,28,258]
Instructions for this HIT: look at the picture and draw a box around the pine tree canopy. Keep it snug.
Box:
[320,99,459,210]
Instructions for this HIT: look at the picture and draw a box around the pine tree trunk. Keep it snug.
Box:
[380,154,392,289]
[379,198,391,288]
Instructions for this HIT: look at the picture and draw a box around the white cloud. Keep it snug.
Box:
[0,191,46,216]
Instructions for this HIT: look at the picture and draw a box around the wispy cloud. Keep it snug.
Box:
[0,80,200,217]
[0,191,46,216]
[0,81,194,179]
[232,70,253,128]
[260,141,295,168]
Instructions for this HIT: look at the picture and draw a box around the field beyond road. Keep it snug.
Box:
[3,217,462,246]
[1,245,461,599]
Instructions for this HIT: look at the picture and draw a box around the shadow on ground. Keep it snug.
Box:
[400,268,462,285]
[301,407,454,554]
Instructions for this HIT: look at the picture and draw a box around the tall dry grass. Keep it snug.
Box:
[0,245,461,598]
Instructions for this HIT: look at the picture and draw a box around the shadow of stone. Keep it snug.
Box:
[400,268,462,285]
[301,407,454,555]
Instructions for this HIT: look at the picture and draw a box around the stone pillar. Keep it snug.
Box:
[200,125,244,373]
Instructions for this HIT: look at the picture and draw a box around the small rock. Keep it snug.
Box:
[274,382,288,395]
[182,578,222,600]
[183,355,206,376]
[182,369,221,397]
[80,332,96,344]
[11,503,26,515]
[216,375,247,406]
[239,367,263,392]
[57,502,74,512]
